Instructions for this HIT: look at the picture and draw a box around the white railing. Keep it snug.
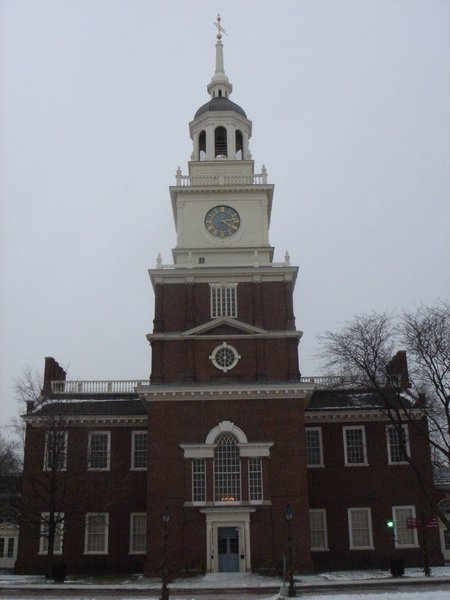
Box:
[175,172,268,187]
[51,380,150,394]
[51,376,354,394]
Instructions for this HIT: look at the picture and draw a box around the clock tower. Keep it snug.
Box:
[139,18,314,576]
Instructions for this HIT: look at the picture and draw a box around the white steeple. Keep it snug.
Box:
[207,14,233,99]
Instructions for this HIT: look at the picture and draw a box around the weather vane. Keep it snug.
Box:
[214,14,227,40]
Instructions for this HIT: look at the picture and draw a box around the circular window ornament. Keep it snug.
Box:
[209,342,241,373]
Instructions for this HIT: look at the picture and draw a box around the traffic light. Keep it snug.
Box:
[386,519,394,528]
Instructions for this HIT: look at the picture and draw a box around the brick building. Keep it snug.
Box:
[16,30,443,575]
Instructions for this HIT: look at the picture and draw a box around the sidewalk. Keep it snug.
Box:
[0,566,448,598]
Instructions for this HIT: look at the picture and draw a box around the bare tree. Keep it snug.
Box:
[319,303,450,530]
[0,433,21,476]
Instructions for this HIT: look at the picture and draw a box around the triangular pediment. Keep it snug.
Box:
[184,317,267,337]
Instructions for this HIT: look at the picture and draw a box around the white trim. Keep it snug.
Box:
[131,430,148,471]
[180,444,215,459]
[348,507,374,550]
[309,509,329,551]
[84,513,109,555]
[386,424,410,465]
[238,442,273,457]
[248,457,263,502]
[343,426,368,466]
[392,505,419,548]
[210,283,238,318]
[305,427,324,468]
[200,508,255,573]
[209,342,241,373]
[129,513,146,555]
[184,316,267,337]
[206,421,248,444]
[88,431,111,471]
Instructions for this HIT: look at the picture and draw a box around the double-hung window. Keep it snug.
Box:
[392,506,418,547]
[44,431,68,471]
[84,513,109,554]
[343,426,367,466]
[248,457,263,502]
[309,509,328,551]
[39,512,64,554]
[88,431,110,470]
[129,513,146,554]
[387,425,410,464]
[348,508,374,550]
[131,431,148,470]
[210,283,237,318]
[305,428,324,467]
[192,459,206,503]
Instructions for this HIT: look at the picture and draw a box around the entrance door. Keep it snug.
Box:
[218,527,239,572]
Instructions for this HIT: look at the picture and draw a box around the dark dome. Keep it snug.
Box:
[194,96,247,119]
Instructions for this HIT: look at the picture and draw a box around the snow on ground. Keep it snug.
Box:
[0,567,449,599]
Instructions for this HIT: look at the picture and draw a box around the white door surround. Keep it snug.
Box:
[201,507,255,572]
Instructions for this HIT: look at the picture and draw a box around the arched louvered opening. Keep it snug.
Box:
[218,90,223,97]
[235,130,243,160]
[214,433,241,501]
[199,130,206,161]
[215,126,227,158]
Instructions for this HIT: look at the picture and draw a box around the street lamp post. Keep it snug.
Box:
[160,506,171,600]
[284,504,296,597]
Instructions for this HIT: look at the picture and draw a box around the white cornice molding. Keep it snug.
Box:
[147,330,303,341]
[148,264,298,288]
[138,382,314,403]
[305,410,423,423]
[23,414,147,427]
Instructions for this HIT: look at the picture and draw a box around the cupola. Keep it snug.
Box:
[189,15,252,162]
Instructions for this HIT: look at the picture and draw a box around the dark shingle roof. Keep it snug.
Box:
[32,397,146,417]
[194,96,247,119]
[307,388,412,411]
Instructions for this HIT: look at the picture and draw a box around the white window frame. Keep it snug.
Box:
[192,458,206,504]
[248,457,263,502]
[386,424,410,465]
[305,427,324,468]
[348,507,374,550]
[210,283,238,318]
[39,512,64,555]
[309,509,329,551]
[129,513,146,555]
[44,431,68,471]
[392,505,419,548]
[343,426,368,466]
[84,513,109,555]
[131,431,148,471]
[88,431,111,471]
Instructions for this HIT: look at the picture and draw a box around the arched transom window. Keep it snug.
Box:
[214,433,241,502]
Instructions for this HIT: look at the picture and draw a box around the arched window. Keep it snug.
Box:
[198,130,206,161]
[215,126,227,158]
[214,433,240,501]
[235,130,243,160]
[218,89,222,97]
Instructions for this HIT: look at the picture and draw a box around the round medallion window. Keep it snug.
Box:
[209,342,241,373]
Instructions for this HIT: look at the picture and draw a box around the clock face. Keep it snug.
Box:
[205,205,240,238]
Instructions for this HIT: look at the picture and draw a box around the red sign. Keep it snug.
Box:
[425,517,439,528]
[406,517,419,528]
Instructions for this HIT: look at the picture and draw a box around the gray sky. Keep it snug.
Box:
[1,0,449,427]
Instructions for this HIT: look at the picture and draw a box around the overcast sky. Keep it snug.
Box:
[1,0,449,427]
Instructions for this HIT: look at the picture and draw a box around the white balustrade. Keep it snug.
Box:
[175,173,268,187]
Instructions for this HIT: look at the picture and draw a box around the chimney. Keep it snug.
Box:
[386,350,410,390]
[42,357,67,396]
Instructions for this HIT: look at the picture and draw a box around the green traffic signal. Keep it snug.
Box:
[386,520,394,528]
